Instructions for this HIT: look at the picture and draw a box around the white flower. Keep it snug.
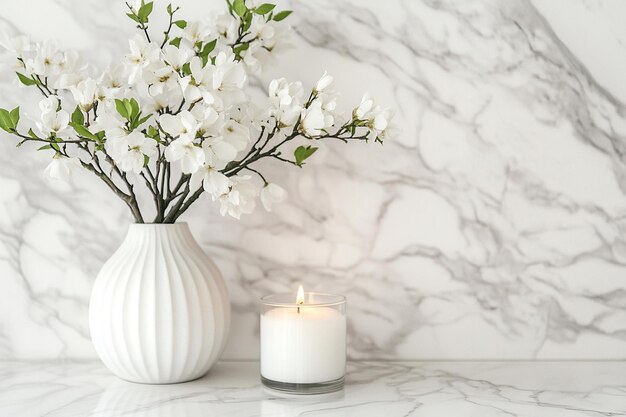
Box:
[44,154,81,181]
[105,135,129,161]
[180,53,247,108]
[201,135,237,169]
[116,131,157,174]
[299,99,327,137]
[239,42,264,72]
[260,183,286,211]
[125,35,160,84]
[220,119,249,151]
[179,56,215,103]
[190,165,230,198]
[97,64,127,101]
[0,35,31,57]
[159,111,199,141]
[26,41,63,76]
[243,18,290,56]
[191,103,222,137]
[269,78,303,126]
[165,136,205,174]
[136,81,183,113]
[217,175,258,219]
[39,96,60,114]
[268,78,303,126]
[37,108,70,136]
[96,108,130,160]
[142,61,179,97]
[354,93,374,119]
[372,110,389,133]
[70,78,98,112]
[181,21,211,44]
[369,108,395,139]
[314,71,333,93]
[256,19,291,55]
[162,44,193,72]
[209,13,239,44]
[210,51,248,106]
[246,17,276,45]
[269,78,302,107]
[352,93,394,138]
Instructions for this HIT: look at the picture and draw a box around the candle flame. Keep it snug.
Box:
[296,285,305,305]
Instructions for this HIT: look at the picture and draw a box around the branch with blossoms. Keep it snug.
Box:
[0,0,394,223]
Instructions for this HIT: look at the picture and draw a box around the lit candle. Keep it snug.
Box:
[260,286,346,394]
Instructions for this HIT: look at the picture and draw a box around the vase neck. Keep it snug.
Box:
[123,223,200,251]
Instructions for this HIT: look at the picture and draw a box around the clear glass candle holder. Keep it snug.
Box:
[260,291,346,395]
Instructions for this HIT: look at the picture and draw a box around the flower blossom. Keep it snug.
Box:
[268,78,303,126]
[260,183,286,211]
[44,154,81,181]
[217,175,258,219]
[36,96,69,137]
[125,35,160,84]
[190,165,230,199]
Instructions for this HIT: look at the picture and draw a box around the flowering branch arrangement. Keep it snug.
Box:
[0,0,393,223]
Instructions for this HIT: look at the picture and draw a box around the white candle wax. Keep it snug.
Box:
[261,305,346,384]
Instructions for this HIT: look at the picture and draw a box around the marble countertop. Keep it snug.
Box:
[1,361,625,416]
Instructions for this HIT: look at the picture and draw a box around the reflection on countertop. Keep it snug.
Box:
[0,360,624,416]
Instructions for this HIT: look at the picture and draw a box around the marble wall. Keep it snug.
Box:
[0,0,625,360]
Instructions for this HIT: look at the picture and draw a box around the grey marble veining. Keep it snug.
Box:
[0,360,625,416]
[1,0,626,361]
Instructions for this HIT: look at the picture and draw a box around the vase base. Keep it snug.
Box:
[261,375,344,395]
[113,368,211,385]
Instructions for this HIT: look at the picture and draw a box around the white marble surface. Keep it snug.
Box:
[0,360,625,416]
[1,0,626,361]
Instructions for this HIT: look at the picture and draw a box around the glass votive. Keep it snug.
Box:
[260,287,346,395]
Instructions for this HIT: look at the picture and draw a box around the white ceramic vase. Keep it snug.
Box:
[89,223,230,384]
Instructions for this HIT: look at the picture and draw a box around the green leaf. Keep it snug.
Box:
[129,98,140,120]
[69,122,97,140]
[28,128,40,139]
[16,72,37,86]
[143,154,150,167]
[233,0,247,17]
[166,3,173,14]
[169,37,182,47]
[126,12,141,23]
[9,107,19,128]
[294,145,318,166]
[137,1,154,22]
[125,101,135,121]
[174,20,187,29]
[273,10,292,21]
[243,12,253,31]
[200,39,217,58]
[137,113,152,126]
[254,3,275,15]
[115,99,129,119]
[71,106,84,125]
[0,108,14,133]
[37,144,53,151]
[147,125,159,138]
[182,62,192,76]
[233,42,249,59]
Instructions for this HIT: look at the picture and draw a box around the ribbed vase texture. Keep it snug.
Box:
[89,223,230,384]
